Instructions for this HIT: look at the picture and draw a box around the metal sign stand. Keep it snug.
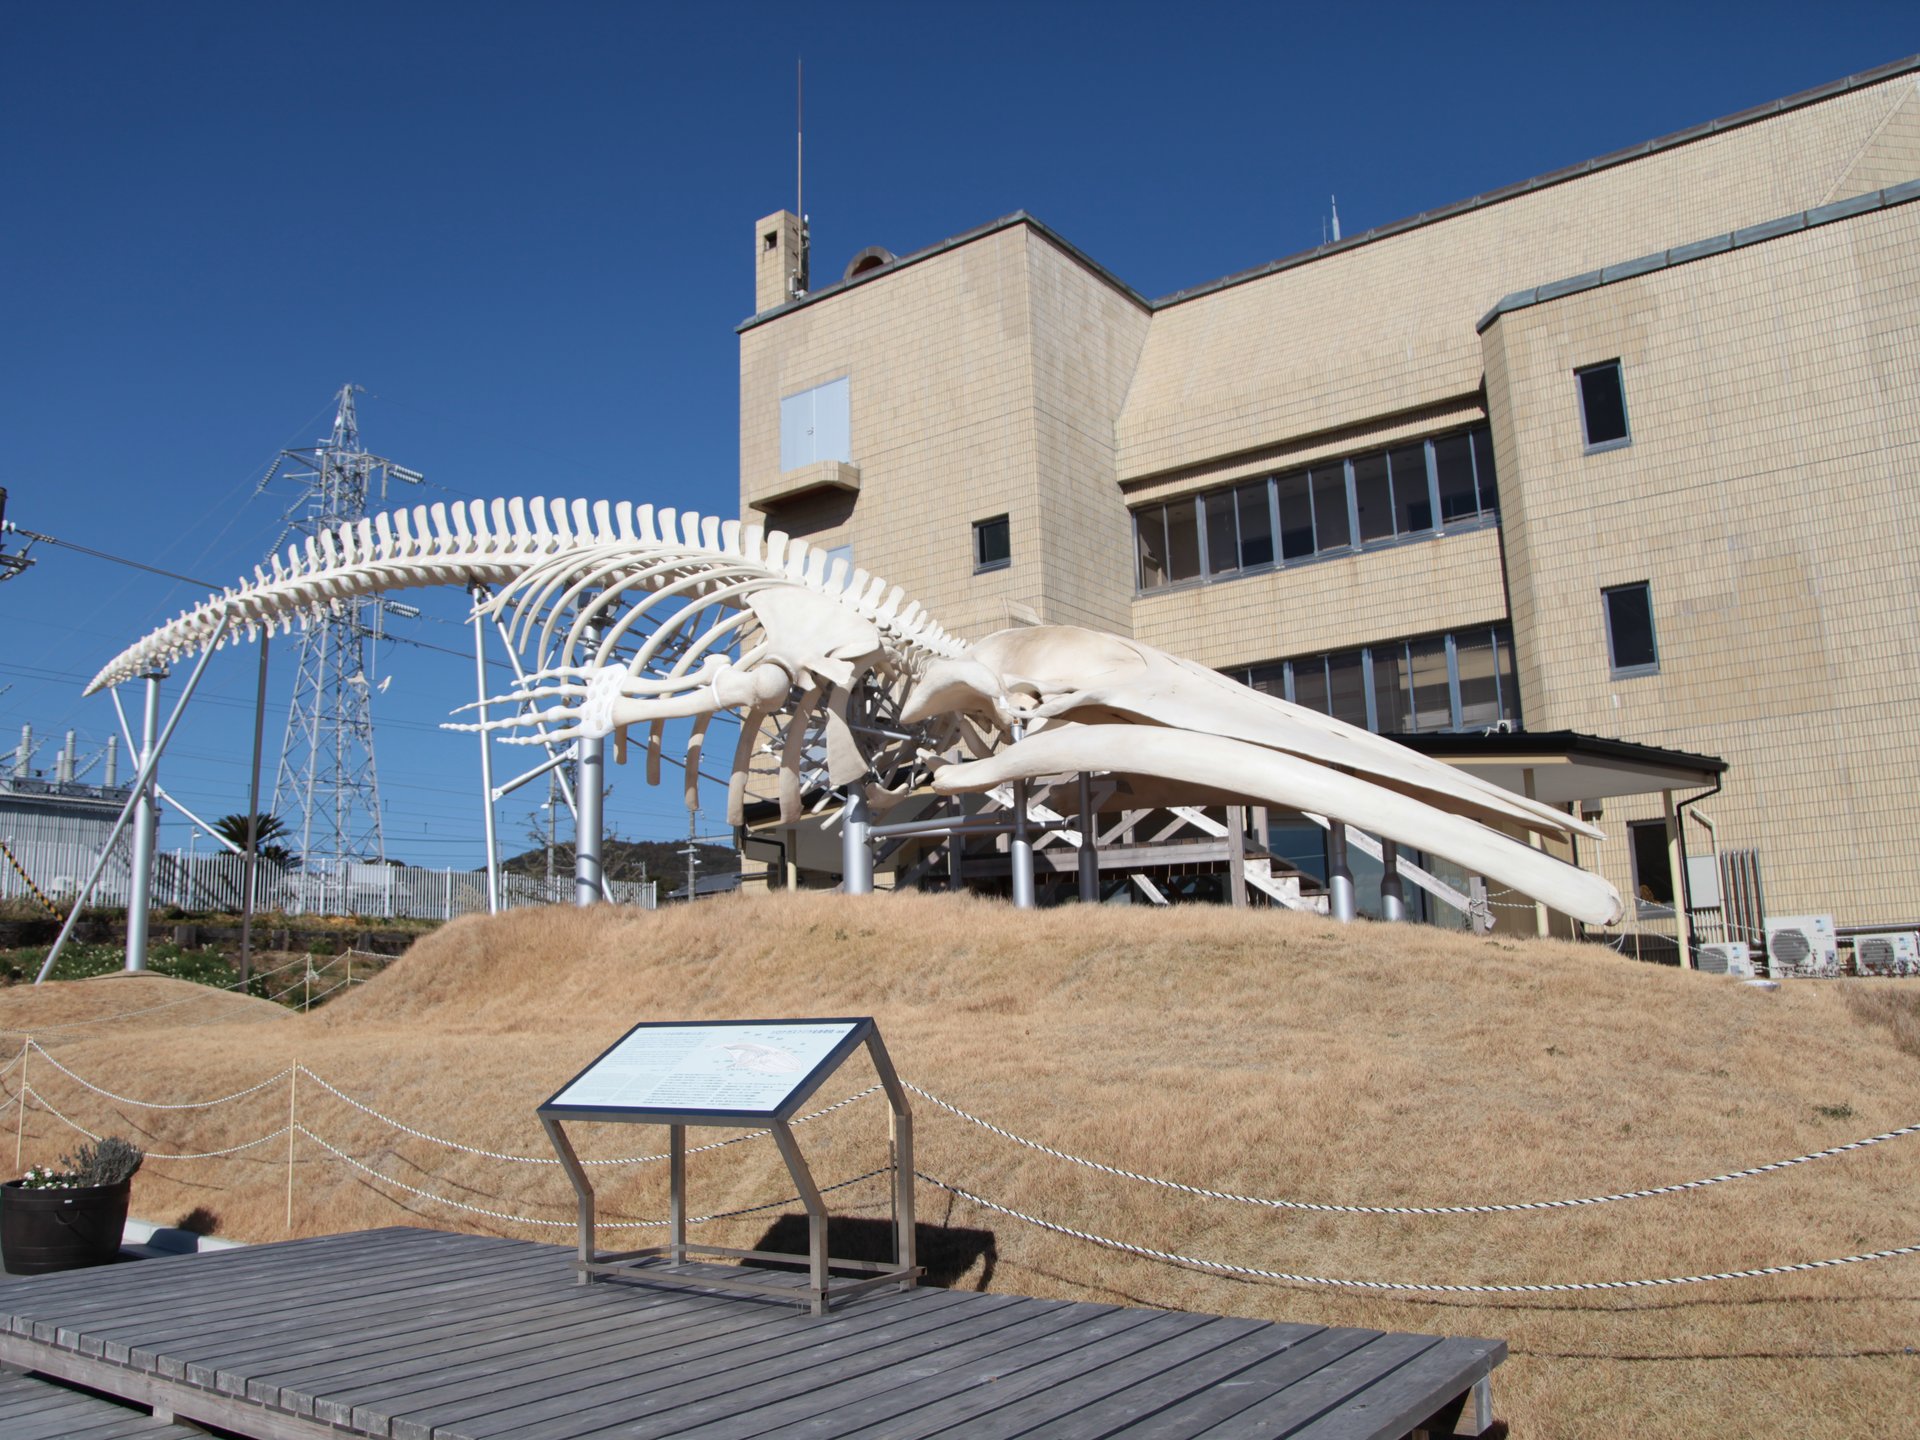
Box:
[539,1017,918,1316]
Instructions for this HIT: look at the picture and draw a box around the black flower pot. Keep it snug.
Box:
[1,1178,131,1274]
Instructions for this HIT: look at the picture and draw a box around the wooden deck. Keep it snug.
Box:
[0,1227,1504,1439]
[0,1366,208,1438]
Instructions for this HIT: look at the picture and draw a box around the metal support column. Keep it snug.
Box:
[1010,780,1035,909]
[1076,773,1099,903]
[239,637,270,984]
[1664,788,1693,970]
[124,672,164,973]
[574,730,605,907]
[1327,822,1357,923]
[1380,839,1407,922]
[841,786,872,895]
[470,595,501,914]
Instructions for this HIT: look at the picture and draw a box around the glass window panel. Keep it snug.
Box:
[1433,433,1478,522]
[974,514,1010,570]
[1455,631,1500,729]
[1246,662,1286,699]
[1310,465,1351,551]
[1277,471,1316,560]
[1135,508,1167,590]
[1165,499,1201,583]
[1236,481,1274,568]
[1630,820,1674,905]
[1292,656,1329,716]
[1205,491,1238,576]
[1390,444,1432,535]
[1371,644,1409,733]
[1471,427,1498,512]
[1495,626,1520,725]
[1578,361,1630,447]
[1266,816,1327,886]
[1351,452,1393,543]
[1407,636,1453,732]
[1327,650,1368,728]
[1605,582,1657,671]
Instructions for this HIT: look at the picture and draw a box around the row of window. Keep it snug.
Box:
[1134,426,1499,593]
[1233,625,1521,735]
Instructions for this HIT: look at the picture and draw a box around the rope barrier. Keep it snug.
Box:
[298,1124,888,1232]
[29,1043,293,1110]
[916,1171,1920,1295]
[23,1086,293,1160]
[0,952,311,1035]
[906,1082,1920,1215]
[297,1067,880,1166]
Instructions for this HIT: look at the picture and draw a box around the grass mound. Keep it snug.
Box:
[2,893,1915,1438]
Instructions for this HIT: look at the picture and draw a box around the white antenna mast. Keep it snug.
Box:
[1330,194,1342,242]
[791,58,811,299]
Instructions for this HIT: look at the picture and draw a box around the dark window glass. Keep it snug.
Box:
[1310,465,1351,550]
[1578,361,1630,448]
[1292,657,1329,716]
[973,514,1010,571]
[1629,820,1674,905]
[1390,444,1432,534]
[1351,452,1393,543]
[1165,499,1201,583]
[1471,428,1498,512]
[1433,433,1478,522]
[1204,491,1238,576]
[1455,630,1500,729]
[1328,650,1368,728]
[1604,582,1658,672]
[1247,662,1286,698]
[1495,627,1520,726]
[1407,636,1452,732]
[1276,471,1315,560]
[1267,816,1328,886]
[1236,481,1274,568]
[1135,508,1167,589]
[1372,644,1409,732]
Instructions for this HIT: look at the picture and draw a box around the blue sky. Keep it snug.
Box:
[2,3,1913,869]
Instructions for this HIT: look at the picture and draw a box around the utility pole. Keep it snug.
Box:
[267,386,423,883]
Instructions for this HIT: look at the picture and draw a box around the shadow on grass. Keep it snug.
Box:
[741,1214,998,1290]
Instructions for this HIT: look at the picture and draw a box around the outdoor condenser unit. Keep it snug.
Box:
[1695,942,1754,977]
[1763,915,1838,978]
[1851,931,1920,977]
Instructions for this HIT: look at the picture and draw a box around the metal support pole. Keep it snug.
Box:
[1380,839,1407,922]
[240,636,270,984]
[1076,773,1099,904]
[1664,788,1693,970]
[841,786,872,896]
[574,729,605,906]
[470,593,501,914]
[668,1124,687,1263]
[1327,822,1357,923]
[1010,779,1035,910]
[123,672,164,973]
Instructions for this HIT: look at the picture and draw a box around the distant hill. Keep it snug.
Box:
[496,836,737,885]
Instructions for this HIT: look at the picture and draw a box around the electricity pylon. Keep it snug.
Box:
[267,386,422,875]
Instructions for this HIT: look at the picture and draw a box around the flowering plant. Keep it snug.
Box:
[15,1138,144,1189]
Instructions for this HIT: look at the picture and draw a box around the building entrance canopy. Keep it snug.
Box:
[1395,730,1726,808]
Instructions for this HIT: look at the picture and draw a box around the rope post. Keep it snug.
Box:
[15,1037,27,1170]
[286,1065,297,1230]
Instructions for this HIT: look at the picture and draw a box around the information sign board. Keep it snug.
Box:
[541,1018,868,1123]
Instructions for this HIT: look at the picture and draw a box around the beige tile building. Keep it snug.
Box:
[736,57,1920,942]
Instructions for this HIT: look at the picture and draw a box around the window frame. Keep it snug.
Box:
[778,375,853,472]
[972,514,1011,574]
[1575,359,1632,455]
[1627,818,1676,916]
[1602,581,1660,678]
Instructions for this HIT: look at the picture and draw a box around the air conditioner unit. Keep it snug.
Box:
[1851,931,1920,977]
[1695,942,1754,977]
[1764,915,1838,978]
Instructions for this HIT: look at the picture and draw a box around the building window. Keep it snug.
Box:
[1603,582,1658,676]
[1131,424,1498,594]
[973,515,1010,573]
[1628,819,1675,910]
[1576,360,1630,452]
[1232,625,1520,734]
[779,376,851,471]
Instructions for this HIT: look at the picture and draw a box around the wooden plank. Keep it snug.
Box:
[420,1288,1007,1440]
[1189,1332,1444,1439]
[1103,1327,1386,1440]
[1269,1336,1504,1440]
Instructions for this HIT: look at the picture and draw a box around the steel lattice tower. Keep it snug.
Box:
[268,386,421,875]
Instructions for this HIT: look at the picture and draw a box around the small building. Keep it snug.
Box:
[733,57,1920,941]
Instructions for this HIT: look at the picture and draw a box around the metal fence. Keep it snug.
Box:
[0,838,654,920]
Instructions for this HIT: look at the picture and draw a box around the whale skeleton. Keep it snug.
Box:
[87,495,1623,925]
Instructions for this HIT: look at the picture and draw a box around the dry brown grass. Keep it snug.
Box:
[3,893,1916,1438]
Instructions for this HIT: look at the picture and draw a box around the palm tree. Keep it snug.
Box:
[213,813,296,869]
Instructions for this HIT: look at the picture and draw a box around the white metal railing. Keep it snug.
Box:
[0,839,655,920]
